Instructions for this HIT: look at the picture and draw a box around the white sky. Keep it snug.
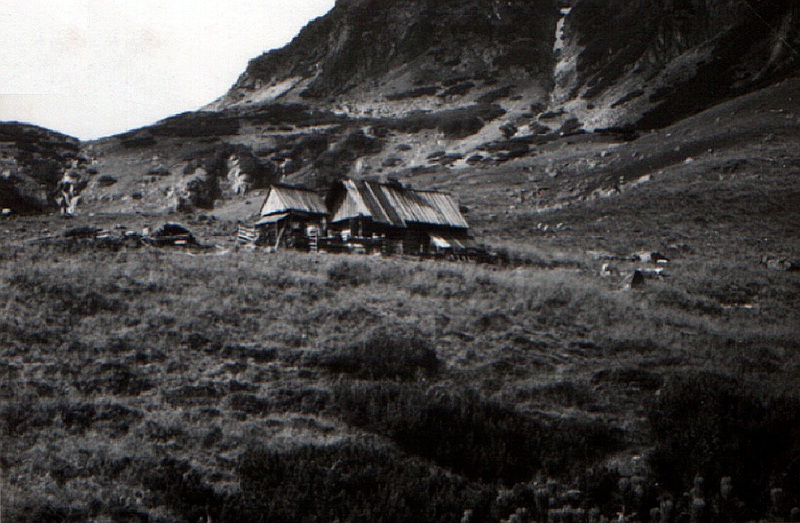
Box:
[0,0,335,140]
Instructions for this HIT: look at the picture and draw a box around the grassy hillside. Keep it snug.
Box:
[1,215,798,521]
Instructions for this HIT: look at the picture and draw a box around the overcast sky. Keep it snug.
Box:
[0,0,335,140]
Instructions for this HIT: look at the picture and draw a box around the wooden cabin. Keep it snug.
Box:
[254,185,328,251]
[324,179,474,256]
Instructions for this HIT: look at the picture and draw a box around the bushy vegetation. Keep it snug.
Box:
[238,442,493,522]
[313,130,385,185]
[385,104,506,138]
[315,323,440,380]
[149,111,240,137]
[332,381,623,484]
[647,372,800,520]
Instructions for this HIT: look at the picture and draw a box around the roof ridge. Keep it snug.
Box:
[271,183,320,193]
[357,178,457,197]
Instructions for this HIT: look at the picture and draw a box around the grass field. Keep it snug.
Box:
[1,217,799,521]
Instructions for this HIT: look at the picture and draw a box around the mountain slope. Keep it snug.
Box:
[77,0,799,217]
[208,0,558,111]
[213,0,799,130]
[554,0,800,130]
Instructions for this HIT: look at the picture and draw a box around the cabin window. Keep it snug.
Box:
[341,229,351,241]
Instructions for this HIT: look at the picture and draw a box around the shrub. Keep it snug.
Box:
[185,173,220,209]
[237,441,494,522]
[500,122,518,139]
[647,372,800,519]
[438,81,475,98]
[333,382,623,484]
[9,504,90,523]
[386,86,440,100]
[0,397,56,436]
[229,387,330,414]
[527,381,595,408]
[146,164,170,176]
[592,367,664,391]
[138,458,234,522]
[95,175,117,187]
[75,364,153,396]
[387,105,506,138]
[326,259,372,286]
[316,323,440,380]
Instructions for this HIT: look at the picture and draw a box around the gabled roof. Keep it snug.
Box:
[260,185,327,217]
[328,179,469,229]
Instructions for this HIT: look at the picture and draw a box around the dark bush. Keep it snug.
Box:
[229,387,330,414]
[146,164,170,176]
[647,372,800,519]
[185,173,219,209]
[95,175,117,187]
[138,458,234,522]
[237,442,494,522]
[75,365,153,396]
[164,383,223,406]
[438,81,475,98]
[333,382,623,484]
[592,367,664,391]
[387,105,506,138]
[10,504,89,523]
[500,122,518,139]
[477,86,514,104]
[149,112,240,137]
[247,103,343,126]
[0,399,56,436]
[312,130,385,185]
[60,403,97,431]
[326,260,372,286]
[386,86,440,100]
[316,323,440,380]
[528,381,595,408]
[120,131,156,148]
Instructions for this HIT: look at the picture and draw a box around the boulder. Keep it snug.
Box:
[626,269,645,288]
[600,262,618,277]
[636,251,670,263]
[762,255,798,272]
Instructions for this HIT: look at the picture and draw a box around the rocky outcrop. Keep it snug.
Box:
[0,123,81,213]
[210,0,558,110]
[553,0,800,130]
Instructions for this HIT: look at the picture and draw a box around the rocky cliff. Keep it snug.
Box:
[208,0,558,112]
[554,0,800,130]
[213,0,799,131]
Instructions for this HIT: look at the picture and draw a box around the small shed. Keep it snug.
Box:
[255,185,328,251]
[325,179,472,255]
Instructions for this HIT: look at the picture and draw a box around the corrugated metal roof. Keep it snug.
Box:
[331,180,469,229]
[261,185,327,217]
